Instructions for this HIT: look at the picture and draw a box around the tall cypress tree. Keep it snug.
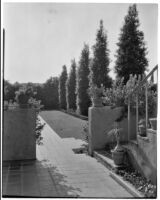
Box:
[89,20,111,88]
[59,65,67,110]
[66,59,77,110]
[76,44,91,116]
[115,4,148,84]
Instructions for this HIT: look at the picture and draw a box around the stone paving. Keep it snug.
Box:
[2,112,133,198]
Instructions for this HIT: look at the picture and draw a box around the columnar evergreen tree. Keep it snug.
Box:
[66,59,77,110]
[76,44,91,116]
[115,4,148,84]
[59,65,68,109]
[89,20,112,89]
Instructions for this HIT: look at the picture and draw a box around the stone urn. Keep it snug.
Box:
[92,97,103,107]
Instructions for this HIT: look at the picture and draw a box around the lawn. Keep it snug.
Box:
[40,110,87,140]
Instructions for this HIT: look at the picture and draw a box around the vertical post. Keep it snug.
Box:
[128,97,131,141]
[136,93,139,138]
[145,83,148,132]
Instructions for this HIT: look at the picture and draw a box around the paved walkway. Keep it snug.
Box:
[2,111,133,198]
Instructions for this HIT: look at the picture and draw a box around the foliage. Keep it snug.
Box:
[42,77,59,109]
[15,86,34,107]
[28,98,45,144]
[107,123,122,144]
[34,84,44,106]
[82,122,89,142]
[117,168,156,198]
[104,78,126,107]
[88,84,104,98]
[36,116,45,145]
[59,65,68,110]
[104,75,157,118]
[115,4,148,84]
[66,59,77,110]
[3,80,20,101]
[76,44,91,116]
[89,20,112,89]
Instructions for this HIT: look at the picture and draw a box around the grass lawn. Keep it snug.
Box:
[40,110,87,140]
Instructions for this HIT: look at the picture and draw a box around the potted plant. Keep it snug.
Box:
[108,122,125,167]
[88,84,104,107]
[138,119,147,137]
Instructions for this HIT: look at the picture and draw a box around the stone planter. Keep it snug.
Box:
[92,97,103,107]
[3,109,36,161]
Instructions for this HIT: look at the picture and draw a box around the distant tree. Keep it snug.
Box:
[43,77,59,109]
[76,44,91,116]
[89,20,112,89]
[115,4,148,84]
[59,65,68,109]
[3,80,17,101]
[66,59,77,110]
[35,84,44,106]
[13,82,21,93]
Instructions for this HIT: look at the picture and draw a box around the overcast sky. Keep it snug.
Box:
[3,3,158,83]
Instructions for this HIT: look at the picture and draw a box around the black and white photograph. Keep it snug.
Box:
[1,0,158,198]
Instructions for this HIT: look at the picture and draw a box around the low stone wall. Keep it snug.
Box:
[125,129,157,184]
[3,108,36,161]
[88,106,136,155]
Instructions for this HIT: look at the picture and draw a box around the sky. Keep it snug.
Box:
[3,3,158,83]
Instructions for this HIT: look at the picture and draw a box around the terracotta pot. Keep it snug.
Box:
[112,149,125,166]
[92,97,103,107]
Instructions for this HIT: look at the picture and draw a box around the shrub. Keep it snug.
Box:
[36,116,45,145]
[28,97,45,144]
[82,122,89,142]
[104,75,157,118]
[15,87,34,107]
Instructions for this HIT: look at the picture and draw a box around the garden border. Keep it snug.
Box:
[94,150,144,198]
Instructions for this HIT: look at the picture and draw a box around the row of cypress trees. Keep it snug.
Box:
[58,4,148,116]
